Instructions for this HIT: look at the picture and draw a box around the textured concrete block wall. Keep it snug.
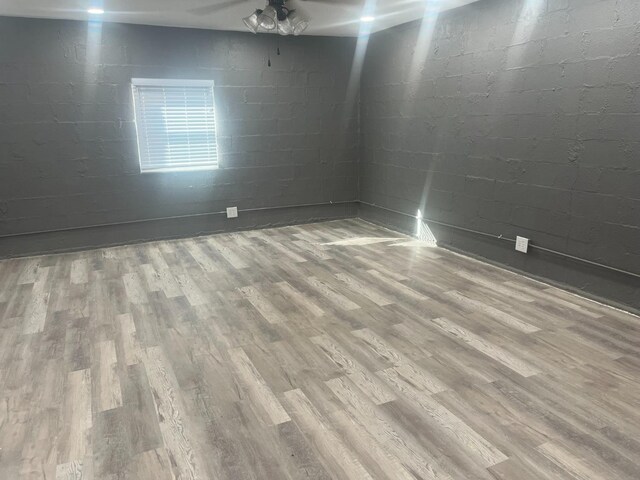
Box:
[359,0,640,310]
[0,17,359,255]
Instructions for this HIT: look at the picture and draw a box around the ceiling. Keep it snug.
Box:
[0,0,482,37]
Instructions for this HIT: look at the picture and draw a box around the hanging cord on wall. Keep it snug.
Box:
[267,40,271,67]
[270,36,281,66]
[267,35,282,67]
[265,34,281,67]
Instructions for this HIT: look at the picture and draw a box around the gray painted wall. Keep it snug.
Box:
[0,17,359,257]
[359,0,640,311]
[1,3,639,311]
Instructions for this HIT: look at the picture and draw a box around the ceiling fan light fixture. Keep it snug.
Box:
[257,5,278,30]
[243,9,262,33]
[287,11,309,36]
[243,1,308,36]
[277,17,294,36]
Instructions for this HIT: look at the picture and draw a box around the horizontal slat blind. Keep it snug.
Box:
[132,80,219,172]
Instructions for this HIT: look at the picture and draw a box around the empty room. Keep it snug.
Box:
[1,0,639,478]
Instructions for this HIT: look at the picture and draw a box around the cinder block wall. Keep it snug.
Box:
[0,17,359,256]
[359,0,640,311]
[1,3,639,311]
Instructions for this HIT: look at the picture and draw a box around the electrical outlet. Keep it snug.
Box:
[226,207,238,219]
[515,236,529,253]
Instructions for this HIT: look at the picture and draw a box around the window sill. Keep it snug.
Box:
[140,165,219,174]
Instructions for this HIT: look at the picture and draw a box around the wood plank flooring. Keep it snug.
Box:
[1,219,639,479]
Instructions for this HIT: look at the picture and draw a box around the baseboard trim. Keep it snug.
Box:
[0,201,358,259]
[441,243,640,318]
[358,201,640,316]
[2,199,637,316]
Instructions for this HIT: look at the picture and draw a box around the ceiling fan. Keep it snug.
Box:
[189,0,362,36]
[243,0,308,35]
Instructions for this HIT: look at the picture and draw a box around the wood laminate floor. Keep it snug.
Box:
[0,219,639,480]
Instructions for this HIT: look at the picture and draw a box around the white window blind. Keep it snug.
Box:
[131,78,219,173]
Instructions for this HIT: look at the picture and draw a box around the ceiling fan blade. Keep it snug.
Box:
[189,0,249,16]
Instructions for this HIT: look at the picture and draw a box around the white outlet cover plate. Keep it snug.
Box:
[226,207,238,219]
[515,236,529,253]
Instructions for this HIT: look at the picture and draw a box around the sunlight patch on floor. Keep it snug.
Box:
[415,211,438,247]
[323,237,404,246]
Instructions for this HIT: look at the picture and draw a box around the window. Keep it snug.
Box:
[131,78,219,173]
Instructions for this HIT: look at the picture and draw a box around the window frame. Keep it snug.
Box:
[131,78,220,174]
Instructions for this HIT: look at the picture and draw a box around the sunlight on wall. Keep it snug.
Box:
[506,0,545,68]
[404,8,440,100]
[344,13,375,111]
[82,20,103,100]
